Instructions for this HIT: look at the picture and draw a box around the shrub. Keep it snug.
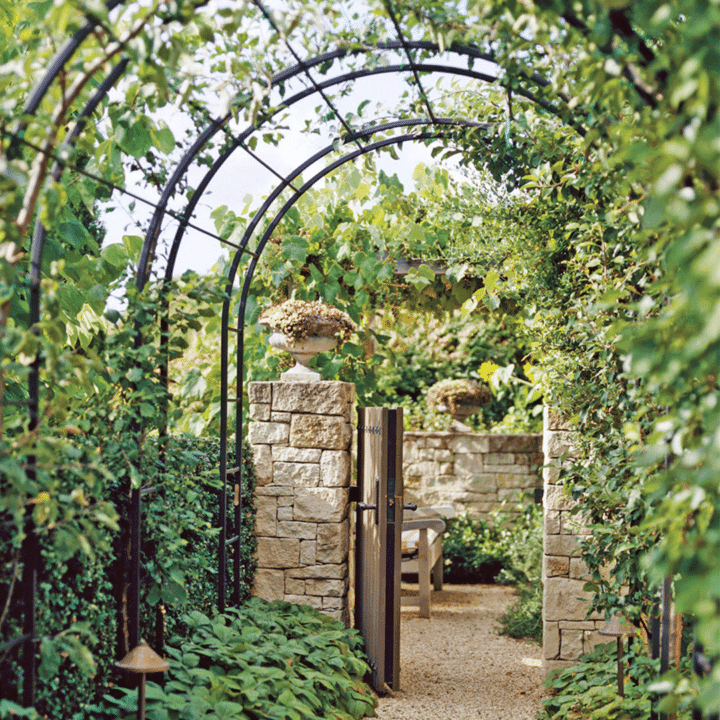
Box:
[541,642,695,720]
[441,514,507,583]
[104,600,378,720]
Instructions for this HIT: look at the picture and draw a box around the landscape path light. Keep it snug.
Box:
[115,640,170,720]
[598,615,637,697]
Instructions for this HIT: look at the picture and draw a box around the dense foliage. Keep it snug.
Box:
[1,433,256,719]
[541,642,694,720]
[3,0,720,714]
[105,601,377,720]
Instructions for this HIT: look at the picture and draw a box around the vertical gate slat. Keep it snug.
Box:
[355,406,402,693]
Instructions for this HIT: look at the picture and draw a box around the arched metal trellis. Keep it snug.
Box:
[5,0,676,712]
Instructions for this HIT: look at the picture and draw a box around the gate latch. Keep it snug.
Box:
[357,478,380,523]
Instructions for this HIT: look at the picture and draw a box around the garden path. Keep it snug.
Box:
[372,583,545,720]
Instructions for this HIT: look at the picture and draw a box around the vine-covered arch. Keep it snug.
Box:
[9,0,686,710]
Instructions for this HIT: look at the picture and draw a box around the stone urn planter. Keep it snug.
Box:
[427,379,491,432]
[259,300,356,382]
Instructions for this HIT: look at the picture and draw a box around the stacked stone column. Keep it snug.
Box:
[248,381,354,624]
[542,407,604,675]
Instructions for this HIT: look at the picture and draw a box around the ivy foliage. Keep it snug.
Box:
[105,601,377,720]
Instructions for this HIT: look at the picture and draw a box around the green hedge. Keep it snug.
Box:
[0,435,256,720]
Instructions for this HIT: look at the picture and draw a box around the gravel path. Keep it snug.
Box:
[372,583,545,720]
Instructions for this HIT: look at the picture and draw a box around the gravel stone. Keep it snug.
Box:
[372,584,544,719]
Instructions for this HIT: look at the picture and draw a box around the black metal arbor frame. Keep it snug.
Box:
[6,0,698,716]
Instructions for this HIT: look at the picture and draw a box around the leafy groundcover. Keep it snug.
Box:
[105,599,377,720]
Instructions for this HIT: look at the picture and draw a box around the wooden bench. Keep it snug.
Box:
[401,506,455,618]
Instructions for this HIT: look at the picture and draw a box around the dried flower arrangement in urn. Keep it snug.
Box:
[259,299,357,382]
[426,378,491,431]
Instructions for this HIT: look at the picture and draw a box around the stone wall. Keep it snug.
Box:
[247,381,354,624]
[542,407,604,675]
[403,431,543,516]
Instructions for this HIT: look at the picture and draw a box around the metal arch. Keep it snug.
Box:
[143,39,584,286]
[162,60,513,282]
[214,117,490,608]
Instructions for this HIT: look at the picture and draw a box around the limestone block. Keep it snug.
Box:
[543,577,599,622]
[320,450,351,487]
[448,435,489,454]
[256,537,300,568]
[253,569,284,601]
[277,495,294,507]
[277,521,317,540]
[433,449,453,462]
[277,506,294,521]
[544,555,570,578]
[317,520,349,564]
[322,610,344,622]
[305,578,346,597]
[558,620,596,630]
[435,463,452,476]
[455,454,483,476]
[249,403,271,421]
[468,474,499,491]
[285,577,305,595]
[286,564,347,580]
[300,540,316,565]
[544,534,582,557]
[274,462,320,487]
[562,512,592,536]
[404,443,420,463]
[249,421,289,445]
[485,453,514,465]
[273,446,322,463]
[285,594,323,610]
[294,487,348,522]
[543,430,581,459]
[406,460,438,477]
[530,453,545,467]
[248,382,272,404]
[418,449,436,461]
[271,412,292,422]
[488,434,541,453]
[545,510,561,535]
[583,630,606,653]
[291,415,351,450]
[272,382,354,415]
[255,496,277,537]
[256,486,293,496]
[569,557,589,580]
[487,463,531,476]
[498,488,530,502]
[323,596,345,611]
[426,437,446,448]
[545,484,576,511]
[544,405,572,431]
[560,629,584,660]
[543,622,560,660]
[496,472,537,488]
[542,461,563,486]
[252,444,272,485]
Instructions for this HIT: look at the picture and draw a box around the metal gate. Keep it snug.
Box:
[354,407,403,693]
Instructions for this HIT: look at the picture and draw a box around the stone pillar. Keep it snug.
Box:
[542,407,604,676]
[248,381,354,624]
